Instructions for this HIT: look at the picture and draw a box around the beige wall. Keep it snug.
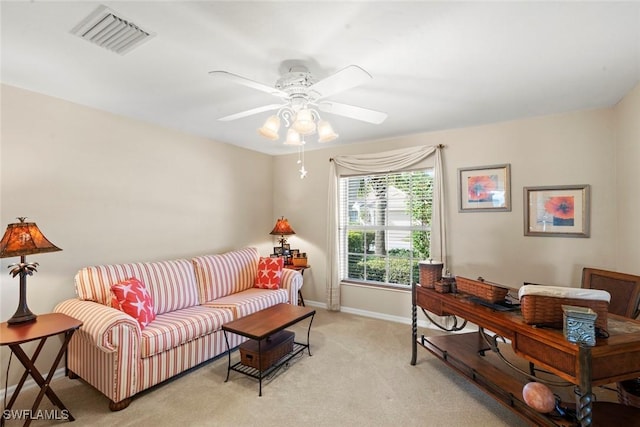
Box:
[613,83,640,274]
[0,84,274,386]
[275,88,638,318]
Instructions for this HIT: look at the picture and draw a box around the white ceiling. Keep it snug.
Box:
[2,1,639,155]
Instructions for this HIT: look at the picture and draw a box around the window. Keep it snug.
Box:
[339,169,434,288]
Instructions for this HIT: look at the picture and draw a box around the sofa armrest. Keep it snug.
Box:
[54,299,141,353]
[280,269,303,305]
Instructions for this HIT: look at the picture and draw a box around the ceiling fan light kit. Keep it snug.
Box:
[211,64,387,178]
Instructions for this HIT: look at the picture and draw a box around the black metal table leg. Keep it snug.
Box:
[223,330,231,382]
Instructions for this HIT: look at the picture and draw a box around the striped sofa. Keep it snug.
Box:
[54,247,302,411]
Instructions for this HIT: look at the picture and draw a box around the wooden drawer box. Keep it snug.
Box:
[239,330,294,371]
[416,285,445,315]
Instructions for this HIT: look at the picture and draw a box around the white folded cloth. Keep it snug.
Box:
[518,284,610,302]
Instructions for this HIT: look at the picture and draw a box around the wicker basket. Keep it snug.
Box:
[520,295,608,330]
[239,330,294,371]
[455,276,509,303]
[419,261,443,288]
[617,378,640,409]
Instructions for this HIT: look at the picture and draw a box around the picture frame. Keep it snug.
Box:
[458,164,511,212]
[524,184,590,237]
[273,247,283,256]
[291,249,300,258]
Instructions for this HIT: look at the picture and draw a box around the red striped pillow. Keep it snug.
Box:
[254,257,284,290]
[111,278,156,329]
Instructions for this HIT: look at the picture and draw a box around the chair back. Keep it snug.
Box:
[582,268,640,319]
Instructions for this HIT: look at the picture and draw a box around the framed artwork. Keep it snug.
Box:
[458,164,511,212]
[524,184,590,237]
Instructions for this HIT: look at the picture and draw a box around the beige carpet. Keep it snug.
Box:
[3,308,528,427]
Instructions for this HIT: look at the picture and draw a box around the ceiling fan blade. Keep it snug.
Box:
[218,104,284,121]
[310,65,373,99]
[209,71,287,98]
[318,101,388,124]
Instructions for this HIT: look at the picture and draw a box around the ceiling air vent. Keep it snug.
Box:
[71,5,155,55]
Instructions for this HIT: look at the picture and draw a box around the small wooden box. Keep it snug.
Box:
[239,330,294,371]
[292,257,308,267]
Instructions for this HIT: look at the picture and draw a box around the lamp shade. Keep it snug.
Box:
[317,120,339,143]
[258,115,281,140]
[0,218,61,258]
[269,217,295,236]
[283,128,303,146]
[292,109,316,135]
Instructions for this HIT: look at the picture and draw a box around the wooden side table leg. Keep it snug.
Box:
[3,338,47,425]
[411,282,417,366]
[9,332,77,425]
[576,344,594,427]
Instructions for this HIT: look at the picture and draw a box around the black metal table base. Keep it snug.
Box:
[223,313,314,396]
[226,342,308,393]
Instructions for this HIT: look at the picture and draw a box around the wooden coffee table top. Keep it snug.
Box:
[222,303,315,340]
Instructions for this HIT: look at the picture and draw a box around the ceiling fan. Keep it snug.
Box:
[209,64,388,144]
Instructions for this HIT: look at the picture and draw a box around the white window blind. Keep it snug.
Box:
[339,169,434,287]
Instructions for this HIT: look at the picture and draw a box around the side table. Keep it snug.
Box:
[286,265,310,306]
[0,313,82,427]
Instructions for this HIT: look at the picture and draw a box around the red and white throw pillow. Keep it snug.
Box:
[254,257,284,290]
[111,277,156,329]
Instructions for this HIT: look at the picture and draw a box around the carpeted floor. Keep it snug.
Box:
[3,308,529,426]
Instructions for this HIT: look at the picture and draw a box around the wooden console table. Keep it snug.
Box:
[411,283,640,426]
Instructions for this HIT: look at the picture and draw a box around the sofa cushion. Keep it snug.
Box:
[140,306,234,358]
[254,257,284,289]
[203,288,289,320]
[75,259,200,315]
[192,247,259,303]
[111,278,156,329]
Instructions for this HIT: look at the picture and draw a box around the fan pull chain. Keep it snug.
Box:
[298,139,307,179]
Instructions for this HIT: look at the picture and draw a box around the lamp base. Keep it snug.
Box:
[7,309,37,325]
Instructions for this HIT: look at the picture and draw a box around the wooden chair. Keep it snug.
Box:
[581,268,640,319]
[582,268,640,410]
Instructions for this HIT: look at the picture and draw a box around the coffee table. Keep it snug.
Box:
[222,303,315,396]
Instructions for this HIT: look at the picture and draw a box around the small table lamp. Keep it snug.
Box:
[270,216,295,254]
[0,217,62,325]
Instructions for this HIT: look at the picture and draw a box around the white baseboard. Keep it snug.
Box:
[305,299,476,332]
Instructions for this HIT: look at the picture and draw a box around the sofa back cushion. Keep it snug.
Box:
[75,259,200,315]
[192,247,259,303]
